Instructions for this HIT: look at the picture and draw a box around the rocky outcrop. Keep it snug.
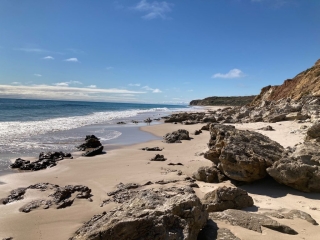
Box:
[163,129,191,143]
[2,183,92,212]
[150,154,167,161]
[197,222,241,240]
[10,151,72,171]
[204,124,284,182]
[192,166,227,183]
[164,112,205,123]
[306,121,320,140]
[251,59,320,106]
[267,141,320,192]
[263,209,318,225]
[190,96,256,106]
[210,209,298,235]
[77,135,104,157]
[202,186,254,212]
[71,187,208,240]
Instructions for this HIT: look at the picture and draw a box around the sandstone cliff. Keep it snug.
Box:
[251,59,320,106]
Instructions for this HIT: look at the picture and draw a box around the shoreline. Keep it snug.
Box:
[1,106,320,239]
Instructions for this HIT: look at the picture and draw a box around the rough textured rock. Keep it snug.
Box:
[164,112,205,123]
[10,151,72,171]
[306,122,320,139]
[202,186,254,212]
[258,125,275,131]
[264,209,318,225]
[267,141,320,192]
[192,166,227,183]
[163,129,191,143]
[150,154,167,161]
[2,183,92,212]
[210,209,298,235]
[194,130,202,135]
[71,188,208,240]
[77,135,102,151]
[197,220,241,240]
[82,146,104,157]
[141,147,163,151]
[204,124,284,182]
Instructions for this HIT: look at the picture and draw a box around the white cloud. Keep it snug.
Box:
[0,84,146,102]
[11,82,22,85]
[142,86,162,93]
[64,58,79,62]
[133,0,173,20]
[106,66,114,70]
[43,56,54,60]
[212,69,244,79]
[87,85,97,88]
[129,83,141,87]
[54,81,82,87]
[34,74,42,77]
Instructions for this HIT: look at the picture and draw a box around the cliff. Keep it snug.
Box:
[190,96,256,106]
[251,59,320,106]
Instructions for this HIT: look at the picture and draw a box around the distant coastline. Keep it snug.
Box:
[189,95,256,106]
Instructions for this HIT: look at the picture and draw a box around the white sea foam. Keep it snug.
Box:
[0,107,186,145]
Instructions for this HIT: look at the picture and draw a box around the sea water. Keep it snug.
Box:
[0,98,193,174]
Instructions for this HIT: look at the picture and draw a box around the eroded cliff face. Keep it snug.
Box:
[251,59,320,106]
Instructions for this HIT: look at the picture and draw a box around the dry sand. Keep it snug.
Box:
[0,109,319,239]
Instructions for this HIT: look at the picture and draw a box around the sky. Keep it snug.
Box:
[0,0,319,104]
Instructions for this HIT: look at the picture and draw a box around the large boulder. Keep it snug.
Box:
[306,122,320,140]
[204,124,284,182]
[197,223,240,240]
[163,129,191,143]
[77,135,102,151]
[267,141,320,192]
[202,186,253,212]
[209,209,298,235]
[71,188,208,240]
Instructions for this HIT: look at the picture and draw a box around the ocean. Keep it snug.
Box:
[0,98,193,174]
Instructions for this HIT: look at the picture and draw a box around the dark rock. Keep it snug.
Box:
[140,147,163,151]
[258,125,275,131]
[163,129,191,143]
[77,135,102,151]
[167,162,183,166]
[197,220,241,240]
[71,188,208,240]
[194,130,202,135]
[82,146,104,157]
[201,123,211,131]
[193,166,227,183]
[150,154,167,161]
[117,121,126,124]
[202,186,254,212]
[2,188,27,204]
[204,124,284,182]
[210,209,298,235]
[265,113,287,123]
[264,209,318,225]
[306,122,320,139]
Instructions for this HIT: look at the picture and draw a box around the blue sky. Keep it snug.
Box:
[0,0,319,104]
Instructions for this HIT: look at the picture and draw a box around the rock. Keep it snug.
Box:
[193,166,227,183]
[204,124,284,182]
[197,221,241,240]
[194,130,202,135]
[210,209,298,235]
[306,122,320,139]
[2,188,27,204]
[164,112,206,123]
[202,116,217,123]
[258,125,275,131]
[77,135,102,151]
[286,112,309,121]
[168,162,183,166]
[264,209,318,225]
[140,147,163,151]
[267,141,320,192]
[163,129,191,143]
[2,183,92,212]
[201,123,211,131]
[82,146,104,157]
[265,113,287,123]
[117,121,126,124]
[202,186,254,212]
[182,120,198,125]
[71,188,208,240]
[150,154,167,161]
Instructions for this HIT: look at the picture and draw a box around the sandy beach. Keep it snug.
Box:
[0,107,319,240]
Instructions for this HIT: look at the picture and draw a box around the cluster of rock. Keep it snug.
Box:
[140,147,163,151]
[1,183,92,212]
[77,135,104,156]
[10,151,72,171]
[150,154,167,161]
[163,129,191,143]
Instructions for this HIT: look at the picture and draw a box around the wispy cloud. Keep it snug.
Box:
[106,66,114,70]
[34,74,42,77]
[15,48,63,55]
[87,85,97,88]
[142,85,162,93]
[129,83,141,87]
[0,84,146,102]
[11,82,22,85]
[133,0,174,20]
[212,69,244,79]
[43,56,54,60]
[64,58,79,62]
[54,81,83,87]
